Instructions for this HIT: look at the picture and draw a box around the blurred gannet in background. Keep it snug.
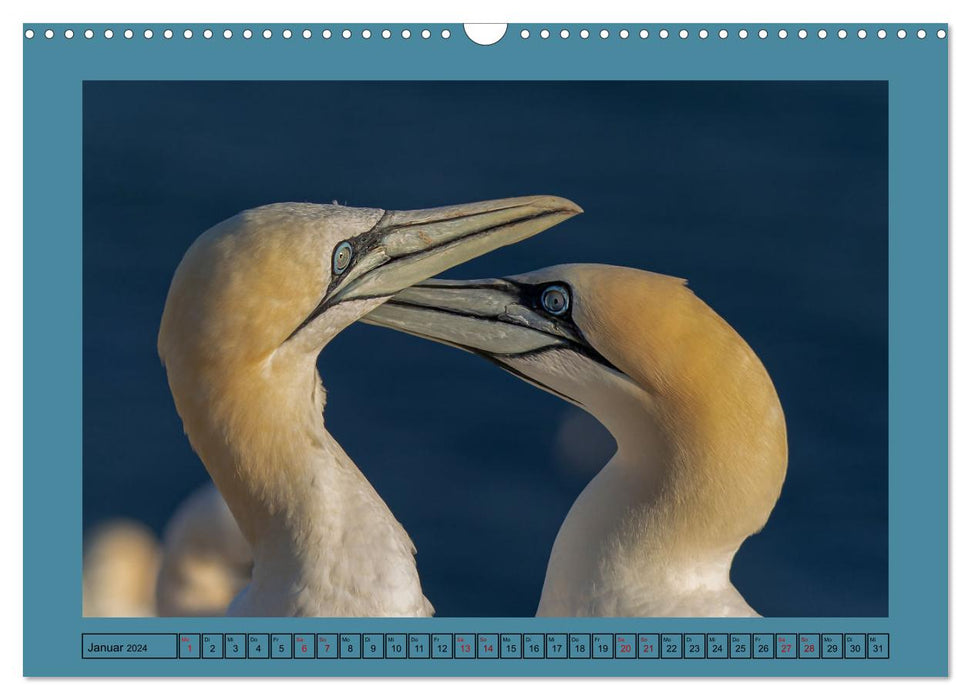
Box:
[83,485,251,617]
[364,264,787,617]
[157,197,581,616]
[156,482,252,616]
[82,519,161,617]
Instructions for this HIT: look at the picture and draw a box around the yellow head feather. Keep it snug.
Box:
[566,264,788,557]
[157,204,383,542]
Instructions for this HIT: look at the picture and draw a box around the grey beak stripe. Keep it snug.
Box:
[285,209,567,344]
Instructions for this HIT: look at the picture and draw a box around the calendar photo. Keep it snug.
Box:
[80,79,888,620]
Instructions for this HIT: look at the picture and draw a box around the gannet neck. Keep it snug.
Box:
[531,267,786,617]
[166,349,431,617]
[536,409,759,617]
[235,427,432,617]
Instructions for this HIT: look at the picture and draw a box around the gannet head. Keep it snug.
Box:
[364,263,788,556]
[159,198,581,367]
[157,198,581,541]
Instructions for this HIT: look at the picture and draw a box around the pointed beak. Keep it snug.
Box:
[324,196,582,306]
[362,276,625,406]
[361,278,579,357]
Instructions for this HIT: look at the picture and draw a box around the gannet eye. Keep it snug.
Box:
[332,241,353,275]
[541,285,570,316]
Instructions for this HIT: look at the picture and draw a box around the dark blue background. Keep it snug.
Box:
[83,81,888,617]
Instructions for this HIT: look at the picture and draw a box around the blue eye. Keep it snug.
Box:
[332,241,353,275]
[541,285,570,316]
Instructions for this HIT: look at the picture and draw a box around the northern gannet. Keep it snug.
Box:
[156,483,252,616]
[83,485,252,617]
[364,264,788,617]
[82,519,161,617]
[158,197,581,616]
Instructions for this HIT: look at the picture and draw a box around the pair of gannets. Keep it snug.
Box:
[157,196,786,617]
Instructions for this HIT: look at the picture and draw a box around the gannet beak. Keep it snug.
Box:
[362,278,592,358]
[362,276,625,405]
[323,196,582,307]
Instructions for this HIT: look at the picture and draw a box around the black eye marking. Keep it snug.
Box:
[515,280,575,322]
[285,213,397,344]
[503,279,621,374]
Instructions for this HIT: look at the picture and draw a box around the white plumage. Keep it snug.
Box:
[156,197,581,616]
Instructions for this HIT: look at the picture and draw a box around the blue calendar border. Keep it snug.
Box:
[23,23,948,677]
